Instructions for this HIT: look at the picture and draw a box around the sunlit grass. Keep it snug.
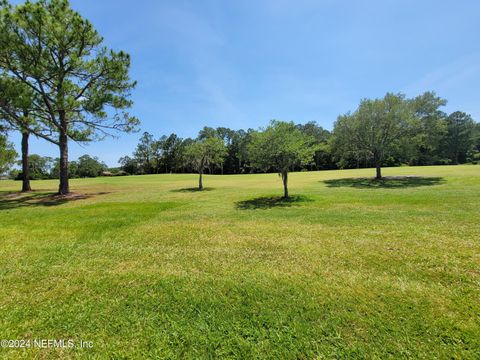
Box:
[0,165,479,358]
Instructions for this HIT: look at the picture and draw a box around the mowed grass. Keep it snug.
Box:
[0,166,479,359]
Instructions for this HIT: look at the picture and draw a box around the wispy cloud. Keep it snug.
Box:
[403,54,480,95]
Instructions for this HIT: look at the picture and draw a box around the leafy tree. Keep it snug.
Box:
[77,154,107,177]
[296,121,333,170]
[14,154,54,180]
[407,92,447,165]
[0,0,138,194]
[332,93,412,179]
[134,132,155,174]
[118,155,139,175]
[248,121,317,198]
[0,130,16,175]
[198,126,218,141]
[162,133,183,173]
[49,158,81,179]
[183,137,227,190]
[151,135,165,174]
[442,111,476,164]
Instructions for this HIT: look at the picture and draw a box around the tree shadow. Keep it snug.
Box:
[171,187,215,193]
[0,191,110,210]
[236,195,312,210]
[323,176,445,189]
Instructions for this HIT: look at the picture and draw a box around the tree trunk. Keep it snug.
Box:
[58,129,70,195]
[21,131,32,192]
[375,164,382,180]
[282,171,288,198]
[198,171,203,190]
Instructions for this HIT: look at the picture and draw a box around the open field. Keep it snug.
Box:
[0,165,479,358]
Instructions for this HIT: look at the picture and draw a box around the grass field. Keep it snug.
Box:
[0,165,479,359]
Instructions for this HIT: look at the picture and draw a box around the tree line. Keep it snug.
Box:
[119,91,479,175]
[6,154,109,180]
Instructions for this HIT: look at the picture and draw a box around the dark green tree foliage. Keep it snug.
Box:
[408,92,448,165]
[76,154,107,177]
[118,155,138,175]
[133,132,155,174]
[474,123,480,163]
[296,121,334,170]
[50,158,79,179]
[442,111,476,164]
[0,130,16,175]
[0,0,138,194]
[14,154,54,180]
[183,137,227,190]
[247,120,317,198]
[160,133,183,173]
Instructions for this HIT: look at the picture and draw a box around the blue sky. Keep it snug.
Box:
[9,0,480,166]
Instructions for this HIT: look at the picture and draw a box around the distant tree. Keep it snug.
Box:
[198,126,218,140]
[134,132,155,174]
[162,133,183,173]
[183,137,227,190]
[407,92,448,165]
[151,135,166,174]
[442,111,476,164]
[248,121,317,198]
[332,93,412,179]
[77,154,107,177]
[118,156,139,175]
[475,123,480,151]
[0,130,16,175]
[0,0,139,194]
[296,121,333,170]
[50,158,82,179]
[15,154,54,180]
[473,123,480,163]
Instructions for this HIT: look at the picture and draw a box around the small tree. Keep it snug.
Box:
[0,0,139,194]
[248,121,317,198]
[0,130,16,175]
[184,137,226,190]
[332,93,412,179]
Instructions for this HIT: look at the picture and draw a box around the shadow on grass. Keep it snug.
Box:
[236,195,312,210]
[0,191,110,210]
[171,187,215,193]
[323,176,445,189]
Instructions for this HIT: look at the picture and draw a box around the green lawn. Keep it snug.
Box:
[0,165,479,359]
